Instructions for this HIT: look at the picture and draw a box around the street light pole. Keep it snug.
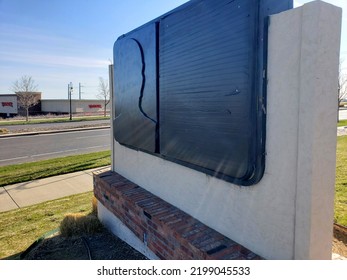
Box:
[68,82,73,121]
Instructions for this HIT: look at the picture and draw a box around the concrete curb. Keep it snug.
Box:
[0,125,110,138]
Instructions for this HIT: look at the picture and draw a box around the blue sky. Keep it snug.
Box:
[0,0,189,99]
[0,0,346,99]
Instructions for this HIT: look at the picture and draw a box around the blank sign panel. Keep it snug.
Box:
[113,0,293,185]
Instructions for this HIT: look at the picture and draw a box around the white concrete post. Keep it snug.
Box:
[267,0,341,259]
[294,1,341,259]
[108,64,115,171]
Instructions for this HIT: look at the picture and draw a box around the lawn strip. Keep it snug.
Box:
[0,150,111,187]
[338,119,347,127]
[0,116,110,126]
[335,136,347,226]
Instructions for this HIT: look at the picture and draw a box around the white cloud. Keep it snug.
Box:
[0,23,110,69]
[0,49,109,68]
[0,24,109,98]
[294,0,304,8]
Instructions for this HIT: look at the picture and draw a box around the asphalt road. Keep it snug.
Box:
[0,128,111,166]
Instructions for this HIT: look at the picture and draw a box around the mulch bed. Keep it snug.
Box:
[332,223,347,258]
[22,228,147,260]
[21,220,347,260]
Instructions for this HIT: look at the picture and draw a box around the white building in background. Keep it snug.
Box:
[41,99,110,115]
[0,94,18,117]
[0,95,110,117]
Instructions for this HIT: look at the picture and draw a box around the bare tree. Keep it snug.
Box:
[337,60,347,122]
[97,77,110,117]
[12,75,40,121]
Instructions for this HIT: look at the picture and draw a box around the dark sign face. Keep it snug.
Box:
[113,0,292,186]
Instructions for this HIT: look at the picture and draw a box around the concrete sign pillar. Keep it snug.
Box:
[267,1,342,259]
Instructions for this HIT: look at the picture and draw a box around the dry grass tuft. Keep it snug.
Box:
[0,128,9,134]
[60,213,103,237]
[92,196,98,216]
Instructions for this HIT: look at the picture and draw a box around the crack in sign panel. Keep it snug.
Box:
[130,38,157,124]
[113,23,158,153]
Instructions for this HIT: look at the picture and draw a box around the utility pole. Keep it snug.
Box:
[79,82,84,100]
[68,82,73,121]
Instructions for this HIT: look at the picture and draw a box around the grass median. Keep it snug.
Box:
[0,116,110,126]
[0,150,111,187]
[338,119,347,127]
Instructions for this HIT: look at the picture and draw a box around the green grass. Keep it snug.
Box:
[0,192,94,259]
[338,119,347,127]
[335,136,347,226]
[0,150,111,259]
[0,151,111,187]
[0,116,110,126]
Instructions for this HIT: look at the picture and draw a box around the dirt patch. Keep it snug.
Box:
[22,209,147,260]
[22,227,147,260]
[332,224,347,258]
[21,224,347,260]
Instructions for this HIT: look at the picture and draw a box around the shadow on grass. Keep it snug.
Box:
[2,252,21,260]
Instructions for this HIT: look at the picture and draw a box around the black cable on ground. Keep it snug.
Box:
[81,236,92,260]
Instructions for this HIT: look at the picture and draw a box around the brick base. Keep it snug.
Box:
[93,170,262,260]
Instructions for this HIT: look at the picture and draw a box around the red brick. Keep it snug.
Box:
[152,230,170,247]
[150,236,174,258]
[207,244,241,259]
[185,226,212,243]
[122,187,142,197]
[142,199,164,212]
[145,219,156,229]
[94,170,262,260]
[156,209,181,222]
[143,203,168,215]
[129,192,152,204]
[113,182,136,192]
[136,197,159,208]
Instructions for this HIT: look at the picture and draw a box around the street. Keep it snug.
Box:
[1,109,345,167]
[0,128,110,166]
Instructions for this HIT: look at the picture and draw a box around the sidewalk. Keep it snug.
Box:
[337,126,347,136]
[0,166,110,213]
